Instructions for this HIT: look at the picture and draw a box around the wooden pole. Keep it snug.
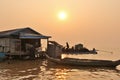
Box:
[19,39,22,58]
[46,38,49,54]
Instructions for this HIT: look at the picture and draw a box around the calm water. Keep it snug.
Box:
[0,50,120,80]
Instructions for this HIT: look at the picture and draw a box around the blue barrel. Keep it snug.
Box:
[0,52,6,60]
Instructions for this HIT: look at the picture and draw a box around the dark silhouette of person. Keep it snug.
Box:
[66,42,69,49]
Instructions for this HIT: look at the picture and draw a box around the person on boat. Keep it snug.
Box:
[66,42,69,49]
[92,48,97,53]
[65,42,69,52]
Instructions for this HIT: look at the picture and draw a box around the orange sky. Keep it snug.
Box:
[0,0,120,49]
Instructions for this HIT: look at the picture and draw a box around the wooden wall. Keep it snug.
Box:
[0,38,21,55]
[10,39,21,55]
[47,43,62,58]
[0,38,42,55]
[0,38,10,53]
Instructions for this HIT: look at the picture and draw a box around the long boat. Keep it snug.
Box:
[45,53,120,67]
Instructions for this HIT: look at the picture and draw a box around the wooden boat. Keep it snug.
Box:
[63,51,97,54]
[45,53,120,67]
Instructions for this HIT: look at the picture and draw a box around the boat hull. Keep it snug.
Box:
[45,54,120,67]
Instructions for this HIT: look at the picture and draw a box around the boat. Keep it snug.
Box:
[45,53,120,67]
[63,51,97,54]
[62,43,98,54]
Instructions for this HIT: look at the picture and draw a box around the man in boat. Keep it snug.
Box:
[66,42,69,49]
[65,42,69,52]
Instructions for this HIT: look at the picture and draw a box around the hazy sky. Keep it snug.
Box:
[0,0,120,49]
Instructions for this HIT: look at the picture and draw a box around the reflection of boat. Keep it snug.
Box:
[45,53,120,67]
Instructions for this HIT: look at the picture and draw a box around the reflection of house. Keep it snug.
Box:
[0,27,51,57]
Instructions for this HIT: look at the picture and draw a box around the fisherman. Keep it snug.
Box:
[65,42,70,52]
[92,48,96,52]
[66,42,69,49]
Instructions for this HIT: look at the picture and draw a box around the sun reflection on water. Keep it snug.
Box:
[55,69,68,80]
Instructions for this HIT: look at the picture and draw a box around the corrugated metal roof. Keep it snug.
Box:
[0,27,51,39]
[20,33,51,39]
[49,41,63,47]
[0,28,23,37]
[20,36,51,39]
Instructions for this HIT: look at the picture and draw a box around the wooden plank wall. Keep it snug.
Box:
[10,39,21,55]
[0,38,10,53]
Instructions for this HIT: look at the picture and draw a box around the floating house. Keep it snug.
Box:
[0,27,51,58]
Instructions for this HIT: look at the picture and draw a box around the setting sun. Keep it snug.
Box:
[58,11,67,20]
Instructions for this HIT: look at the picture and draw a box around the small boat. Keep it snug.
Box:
[45,53,120,67]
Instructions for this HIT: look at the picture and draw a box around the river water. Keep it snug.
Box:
[0,51,120,80]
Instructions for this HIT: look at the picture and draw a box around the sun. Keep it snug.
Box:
[58,11,67,20]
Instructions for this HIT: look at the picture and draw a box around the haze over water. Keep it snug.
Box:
[0,0,120,48]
